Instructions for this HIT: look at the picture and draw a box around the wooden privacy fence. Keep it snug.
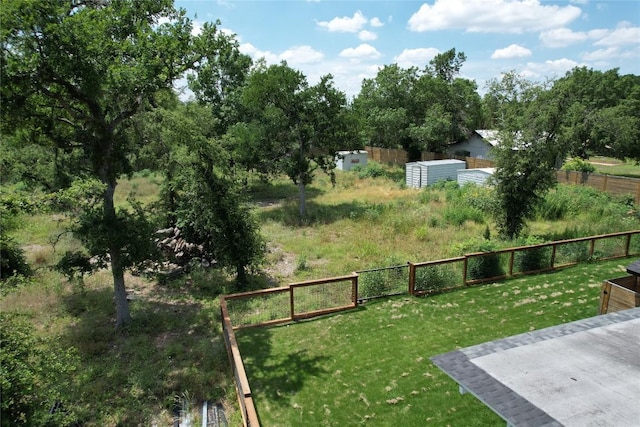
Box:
[556,170,640,202]
[364,147,640,203]
[221,230,639,426]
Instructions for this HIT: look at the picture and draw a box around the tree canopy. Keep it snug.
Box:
[231,61,362,217]
[1,0,246,327]
[353,48,482,161]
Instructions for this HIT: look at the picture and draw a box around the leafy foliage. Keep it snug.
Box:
[354,49,482,161]
[561,158,596,173]
[486,72,568,239]
[0,313,79,426]
[0,234,31,281]
[513,236,552,273]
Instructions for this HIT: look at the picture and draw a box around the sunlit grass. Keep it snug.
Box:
[237,259,630,426]
[589,156,640,178]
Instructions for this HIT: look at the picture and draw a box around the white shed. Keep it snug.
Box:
[457,168,495,187]
[405,159,466,188]
[335,150,368,171]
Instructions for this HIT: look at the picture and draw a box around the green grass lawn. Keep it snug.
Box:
[237,258,631,426]
[589,156,640,178]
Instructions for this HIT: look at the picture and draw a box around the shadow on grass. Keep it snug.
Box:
[236,326,329,407]
[248,180,324,204]
[258,199,391,227]
[58,286,229,425]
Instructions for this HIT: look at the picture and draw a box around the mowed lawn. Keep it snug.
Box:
[237,258,632,426]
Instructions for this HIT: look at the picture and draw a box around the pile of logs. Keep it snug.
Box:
[134,227,215,279]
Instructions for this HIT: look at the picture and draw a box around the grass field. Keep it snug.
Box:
[589,156,640,178]
[236,259,631,426]
[2,162,639,426]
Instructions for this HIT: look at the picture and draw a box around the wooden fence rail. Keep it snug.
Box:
[220,230,640,426]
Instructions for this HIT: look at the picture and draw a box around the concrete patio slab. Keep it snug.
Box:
[431,307,640,426]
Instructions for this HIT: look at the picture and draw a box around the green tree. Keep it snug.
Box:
[1,0,241,327]
[353,49,481,161]
[551,67,640,161]
[234,62,361,217]
[487,72,568,239]
[147,101,265,287]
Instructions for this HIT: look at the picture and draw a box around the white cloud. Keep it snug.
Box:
[594,25,640,47]
[539,28,610,48]
[394,48,440,68]
[339,44,382,60]
[491,44,532,59]
[240,43,324,66]
[280,45,325,65]
[359,30,377,41]
[539,28,587,48]
[317,10,368,33]
[370,17,384,28]
[407,0,582,33]
[582,47,621,62]
[239,43,279,63]
[521,58,581,79]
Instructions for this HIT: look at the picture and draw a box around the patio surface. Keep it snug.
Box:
[431,307,640,426]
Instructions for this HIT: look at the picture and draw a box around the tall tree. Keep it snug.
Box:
[486,72,568,239]
[551,67,640,161]
[233,62,361,217]
[1,0,243,327]
[353,49,481,161]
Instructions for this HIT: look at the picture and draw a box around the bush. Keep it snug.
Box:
[457,240,504,281]
[414,265,457,293]
[443,205,485,226]
[359,264,406,299]
[353,162,387,179]
[0,234,31,280]
[561,158,596,173]
[514,236,552,273]
[0,313,79,426]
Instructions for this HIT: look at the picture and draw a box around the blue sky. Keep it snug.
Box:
[174,0,640,98]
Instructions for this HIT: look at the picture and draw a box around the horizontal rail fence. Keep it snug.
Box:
[409,231,640,295]
[223,274,358,330]
[221,230,639,426]
[356,264,409,301]
[220,298,260,427]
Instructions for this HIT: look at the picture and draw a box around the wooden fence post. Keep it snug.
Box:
[462,257,468,285]
[289,287,295,321]
[508,250,515,276]
[352,273,359,306]
[408,263,416,296]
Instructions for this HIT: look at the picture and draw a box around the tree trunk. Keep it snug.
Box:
[103,182,132,328]
[236,263,247,289]
[298,180,307,217]
[110,246,131,328]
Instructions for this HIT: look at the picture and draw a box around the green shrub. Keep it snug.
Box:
[561,158,596,173]
[514,236,552,273]
[359,263,406,299]
[457,240,504,281]
[414,265,457,293]
[0,313,79,426]
[353,162,387,179]
[443,205,485,226]
[0,234,31,280]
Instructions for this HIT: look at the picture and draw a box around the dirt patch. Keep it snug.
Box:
[264,244,296,280]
